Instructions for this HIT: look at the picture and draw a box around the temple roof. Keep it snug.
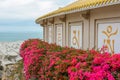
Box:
[36,0,120,23]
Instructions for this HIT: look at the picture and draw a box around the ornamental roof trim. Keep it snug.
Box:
[36,0,120,23]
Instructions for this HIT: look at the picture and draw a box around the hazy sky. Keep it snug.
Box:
[0,0,73,32]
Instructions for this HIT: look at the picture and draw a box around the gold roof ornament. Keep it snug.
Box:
[36,0,120,23]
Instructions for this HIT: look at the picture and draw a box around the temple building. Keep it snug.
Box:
[36,0,120,53]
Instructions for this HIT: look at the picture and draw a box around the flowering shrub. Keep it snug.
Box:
[20,39,120,80]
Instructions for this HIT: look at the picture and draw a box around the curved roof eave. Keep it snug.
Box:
[36,0,120,24]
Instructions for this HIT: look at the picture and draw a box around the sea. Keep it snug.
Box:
[0,32,43,42]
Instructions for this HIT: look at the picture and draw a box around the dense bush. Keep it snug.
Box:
[20,39,120,80]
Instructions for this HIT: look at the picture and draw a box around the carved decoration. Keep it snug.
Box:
[41,20,47,27]
[98,23,120,53]
[49,18,54,24]
[81,11,90,19]
[40,24,44,27]
[59,16,66,22]
[102,26,118,53]
[70,25,82,49]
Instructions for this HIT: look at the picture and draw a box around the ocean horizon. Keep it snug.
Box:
[0,32,43,42]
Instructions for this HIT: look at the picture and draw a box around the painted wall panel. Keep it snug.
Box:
[98,23,120,53]
[66,12,89,49]
[70,23,82,49]
[90,4,120,49]
[48,26,53,43]
[44,27,48,42]
[56,24,63,46]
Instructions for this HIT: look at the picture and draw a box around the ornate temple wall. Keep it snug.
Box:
[43,4,120,53]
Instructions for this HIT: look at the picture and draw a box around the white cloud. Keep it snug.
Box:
[0,0,73,20]
[0,0,54,19]
[0,0,34,8]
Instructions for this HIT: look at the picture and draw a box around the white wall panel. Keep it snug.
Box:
[70,23,83,49]
[48,26,53,43]
[98,23,120,53]
[56,24,63,46]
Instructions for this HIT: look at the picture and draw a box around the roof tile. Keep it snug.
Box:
[36,0,120,23]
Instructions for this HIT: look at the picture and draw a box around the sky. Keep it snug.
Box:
[0,0,74,33]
